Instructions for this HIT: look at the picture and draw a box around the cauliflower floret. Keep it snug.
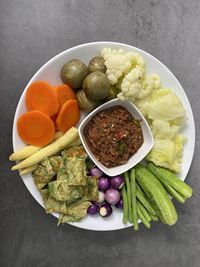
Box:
[137,74,161,99]
[101,48,146,85]
[118,67,144,101]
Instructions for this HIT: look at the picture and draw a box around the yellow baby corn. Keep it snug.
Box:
[9,146,40,161]
[12,127,78,170]
[54,131,64,140]
[19,164,38,175]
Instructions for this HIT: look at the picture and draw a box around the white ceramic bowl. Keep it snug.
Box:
[79,99,154,176]
[12,42,195,231]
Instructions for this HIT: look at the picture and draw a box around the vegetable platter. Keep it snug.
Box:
[11,42,195,231]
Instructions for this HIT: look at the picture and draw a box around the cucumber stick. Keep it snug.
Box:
[162,181,185,204]
[136,183,157,216]
[147,163,192,199]
[136,165,178,226]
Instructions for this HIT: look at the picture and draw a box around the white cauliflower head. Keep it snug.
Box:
[101,48,145,85]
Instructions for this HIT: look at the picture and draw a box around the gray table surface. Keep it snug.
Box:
[1,0,200,266]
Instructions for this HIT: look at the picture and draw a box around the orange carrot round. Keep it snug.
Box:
[56,99,80,132]
[25,81,59,116]
[55,84,76,106]
[51,113,59,130]
[17,111,55,146]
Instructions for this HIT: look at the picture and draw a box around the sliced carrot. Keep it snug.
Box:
[51,114,59,130]
[55,84,76,106]
[25,81,59,116]
[17,111,55,146]
[56,99,80,132]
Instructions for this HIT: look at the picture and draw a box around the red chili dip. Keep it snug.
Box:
[84,106,144,168]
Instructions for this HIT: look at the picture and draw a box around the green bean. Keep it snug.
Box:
[124,171,133,223]
[122,184,128,224]
[130,168,138,231]
[137,202,151,229]
[136,183,157,216]
[137,201,151,222]
[149,213,159,222]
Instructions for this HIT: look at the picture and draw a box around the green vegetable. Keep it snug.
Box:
[146,135,185,173]
[83,71,110,100]
[137,202,151,229]
[136,164,178,226]
[137,201,151,223]
[105,85,120,101]
[88,57,106,73]
[76,89,100,112]
[60,59,88,89]
[161,180,185,203]
[149,214,159,222]
[136,183,157,216]
[130,169,138,231]
[147,163,192,199]
[124,171,133,223]
[148,89,186,121]
[121,185,128,224]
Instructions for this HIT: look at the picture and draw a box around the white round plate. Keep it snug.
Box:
[12,42,195,231]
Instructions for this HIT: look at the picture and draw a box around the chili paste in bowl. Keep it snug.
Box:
[78,99,154,177]
[83,106,144,168]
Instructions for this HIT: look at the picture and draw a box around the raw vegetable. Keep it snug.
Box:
[88,57,106,73]
[137,202,151,228]
[115,198,123,209]
[97,191,105,203]
[137,201,151,223]
[25,81,59,116]
[136,164,178,226]
[146,136,185,172]
[90,167,103,178]
[76,89,100,112]
[105,85,120,101]
[9,145,40,161]
[147,163,192,199]
[98,177,110,192]
[9,132,66,162]
[105,188,120,205]
[55,84,75,106]
[51,114,58,130]
[121,184,128,224]
[56,99,80,132]
[17,111,55,146]
[148,89,186,121]
[87,203,99,215]
[149,214,159,222]
[130,169,138,231]
[19,164,38,175]
[124,171,133,223]
[54,131,64,140]
[110,175,124,190]
[83,71,110,100]
[136,183,157,216]
[151,120,180,139]
[11,127,78,170]
[99,203,113,217]
[160,180,185,203]
[60,59,88,89]
[101,48,145,85]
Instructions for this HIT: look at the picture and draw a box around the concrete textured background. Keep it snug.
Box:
[1,0,200,266]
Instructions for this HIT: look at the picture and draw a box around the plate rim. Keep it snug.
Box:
[12,41,196,231]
